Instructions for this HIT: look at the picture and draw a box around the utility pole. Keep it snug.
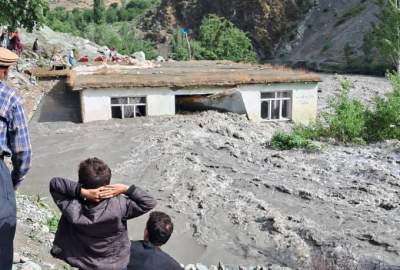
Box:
[180,28,192,61]
[184,32,192,61]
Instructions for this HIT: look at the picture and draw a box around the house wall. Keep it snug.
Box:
[237,83,319,124]
[80,88,175,122]
[291,84,319,125]
[79,82,318,124]
[147,94,176,116]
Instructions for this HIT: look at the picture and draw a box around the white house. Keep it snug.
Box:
[49,61,320,124]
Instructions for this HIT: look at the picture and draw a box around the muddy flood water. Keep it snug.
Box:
[21,110,399,268]
[20,74,400,268]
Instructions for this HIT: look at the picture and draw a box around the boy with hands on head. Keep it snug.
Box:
[49,157,156,270]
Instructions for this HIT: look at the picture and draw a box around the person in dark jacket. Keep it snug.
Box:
[128,211,182,270]
[49,157,157,270]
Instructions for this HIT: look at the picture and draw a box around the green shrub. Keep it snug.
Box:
[47,215,60,234]
[170,31,192,60]
[83,23,157,59]
[324,80,366,143]
[365,72,400,141]
[126,0,153,10]
[271,131,317,151]
[271,74,400,150]
[171,15,257,62]
[198,15,257,63]
[292,122,327,140]
[289,80,367,145]
[45,2,159,59]
[170,31,207,60]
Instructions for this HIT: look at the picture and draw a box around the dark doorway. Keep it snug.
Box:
[34,79,81,123]
[175,94,215,114]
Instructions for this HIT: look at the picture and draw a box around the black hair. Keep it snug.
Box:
[146,211,174,246]
[78,157,111,189]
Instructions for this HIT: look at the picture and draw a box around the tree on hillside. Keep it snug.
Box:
[373,0,400,73]
[198,15,257,63]
[94,0,106,24]
[0,0,48,32]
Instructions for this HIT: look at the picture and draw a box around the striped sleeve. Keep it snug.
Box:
[9,100,32,187]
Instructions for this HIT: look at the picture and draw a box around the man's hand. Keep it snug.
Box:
[99,184,129,199]
[81,184,129,202]
[81,187,106,203]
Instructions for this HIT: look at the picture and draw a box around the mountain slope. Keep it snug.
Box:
[141,0,312,58]
[142,0,386,73]
[278,0,385,73]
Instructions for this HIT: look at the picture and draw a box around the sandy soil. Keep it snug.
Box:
[17,74,399,268]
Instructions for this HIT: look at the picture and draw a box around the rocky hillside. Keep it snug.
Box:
[141,0,312,58]
[278,0,385,74]
[141,0,386,73]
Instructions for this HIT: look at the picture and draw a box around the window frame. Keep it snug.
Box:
[110,96,147,119]
[260,91,292,121]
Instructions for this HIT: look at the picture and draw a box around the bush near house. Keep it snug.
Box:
[171,15,257,63]
[324,79,366,144]
[271,74,400,150]
[271,131,317,151]
[365,72,400,142]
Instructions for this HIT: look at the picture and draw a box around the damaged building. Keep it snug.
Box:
[35,61,321,124]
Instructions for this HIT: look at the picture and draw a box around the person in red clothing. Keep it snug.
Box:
[14,33,22,56]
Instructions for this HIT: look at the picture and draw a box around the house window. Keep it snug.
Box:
[111,97,147,119]
[261,91,292,121]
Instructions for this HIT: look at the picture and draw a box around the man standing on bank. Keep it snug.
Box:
[0,47,32,270]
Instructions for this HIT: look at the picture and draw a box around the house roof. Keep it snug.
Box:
[64,61,321,90]
[30,67,71,78]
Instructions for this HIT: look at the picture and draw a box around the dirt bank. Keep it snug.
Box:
[18,74,399,268]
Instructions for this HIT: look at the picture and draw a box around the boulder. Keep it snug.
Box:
[132,51,146,62]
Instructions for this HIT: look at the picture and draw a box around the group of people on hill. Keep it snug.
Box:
[0,46,182,270]
[0,29,23,56]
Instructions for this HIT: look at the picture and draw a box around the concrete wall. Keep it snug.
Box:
[238,90,261,122]
[291,84,319,125]
[81,88,175,122]
[79,82,318,124]
[237,83,318,124]
[147,94,175,116]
